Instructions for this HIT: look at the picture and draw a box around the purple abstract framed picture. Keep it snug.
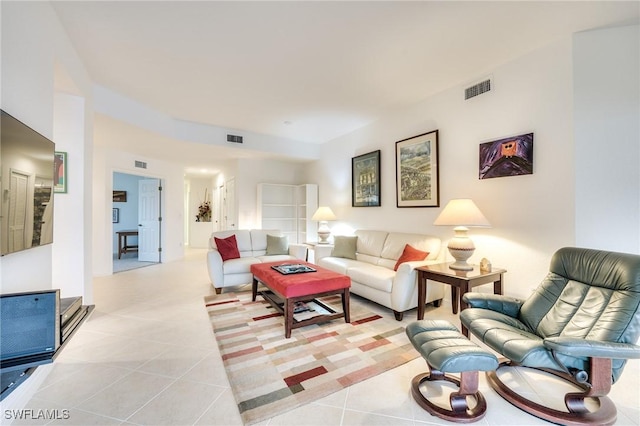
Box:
[479,133,533,179]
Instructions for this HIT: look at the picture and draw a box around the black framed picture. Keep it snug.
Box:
[352,150,381,207]
[396,130,439,207]
[479,132,534,179]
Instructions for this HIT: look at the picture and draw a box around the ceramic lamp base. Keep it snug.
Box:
[447,227,475,271]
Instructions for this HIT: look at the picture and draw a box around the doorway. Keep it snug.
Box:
[112,172,161,273]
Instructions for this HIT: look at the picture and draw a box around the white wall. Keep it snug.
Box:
[52,93,90,300]
[236,158,312,229]
[574,25,640,253]
[1,2,93,303]
[92,146,185,276]
[187,176,215,248]
[309,37,579,300]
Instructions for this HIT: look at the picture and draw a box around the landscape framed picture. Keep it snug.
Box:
[395,130,439,207]
[352,150,381,207]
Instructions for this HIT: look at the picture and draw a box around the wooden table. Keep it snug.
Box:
[251,261,351,338]
[416,263,506,336]
[116,230,139,259]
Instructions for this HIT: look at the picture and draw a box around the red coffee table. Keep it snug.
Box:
[251,261,351,338]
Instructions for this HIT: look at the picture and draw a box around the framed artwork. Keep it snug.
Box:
[479,132,533,179]
[112,208,120,223]
[113,190,127,202]
[396,130,439,207]
[352,150,381,207]
[54,151,67,193]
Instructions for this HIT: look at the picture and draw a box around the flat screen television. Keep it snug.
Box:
[0,110,55,255]
[0,289,60,370]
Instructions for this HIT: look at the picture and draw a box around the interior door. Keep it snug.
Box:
[8,170,29,252]
[138,178,161,262]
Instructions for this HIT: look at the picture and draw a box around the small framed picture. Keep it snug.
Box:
[479,133,534,179]
[113,190,127,202]
[352,150,381,207]
[396,130,439,207]
[54,151,67,193]
[112,208,119,223]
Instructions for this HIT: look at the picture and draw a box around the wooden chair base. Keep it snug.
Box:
[411,370,488,423]
[486,360,617,426]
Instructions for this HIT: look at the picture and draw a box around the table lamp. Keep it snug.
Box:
[311,206,337,244]
[433,199,490,271]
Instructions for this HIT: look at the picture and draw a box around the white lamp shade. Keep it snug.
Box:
[312,206,337,222]
[433,199,490,227]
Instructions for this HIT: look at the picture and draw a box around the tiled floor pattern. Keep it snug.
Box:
[8,249,640,425]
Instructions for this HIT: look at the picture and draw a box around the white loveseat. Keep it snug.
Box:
[207,229,308,294]
[314,230,445,320]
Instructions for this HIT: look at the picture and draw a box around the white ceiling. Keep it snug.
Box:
[51,1,638,169]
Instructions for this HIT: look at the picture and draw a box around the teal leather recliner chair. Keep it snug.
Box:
[460,247,640,425]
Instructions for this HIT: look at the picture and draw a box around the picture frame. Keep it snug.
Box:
[479,132,534,179]
[396,130,439,207]
[54,151,67,193]
[113,190,127,202]
[352,150,381,207]
[112,208,119,223]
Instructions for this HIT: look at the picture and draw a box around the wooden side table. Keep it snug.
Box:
[116,230,139,259]
[416,263,506,336]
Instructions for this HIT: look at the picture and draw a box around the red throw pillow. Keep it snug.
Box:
[214,235,240,261]
[394,244,429,271]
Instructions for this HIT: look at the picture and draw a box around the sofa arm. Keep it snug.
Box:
[391,261,443,310]
[288,244,308,260]
[314,244,334,262]
[207,249,224,287]
[462,293,523,318]
[544,337,640,360]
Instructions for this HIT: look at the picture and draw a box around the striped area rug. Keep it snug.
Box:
[204,291,418,425]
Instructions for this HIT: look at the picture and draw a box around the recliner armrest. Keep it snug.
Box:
[462,293,523,318]
[544,337,640,360]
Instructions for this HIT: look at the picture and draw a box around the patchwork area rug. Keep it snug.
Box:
[204,291,419,425]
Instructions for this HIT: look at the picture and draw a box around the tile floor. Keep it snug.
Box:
[6,248,640,425]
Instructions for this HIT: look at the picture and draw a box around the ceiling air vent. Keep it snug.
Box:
[135,160,147,169]
[227,134,243,144]
[465,78,492,100]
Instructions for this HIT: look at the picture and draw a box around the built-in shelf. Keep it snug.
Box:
[257,183,318,244]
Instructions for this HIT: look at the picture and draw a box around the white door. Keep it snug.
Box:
[8,170,29,252]
[138,178,161,262]
[223,177,236,230]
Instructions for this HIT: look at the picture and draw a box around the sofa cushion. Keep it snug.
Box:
[355,230,388,257]
[211,230,252,254]
[215,235,241,261]
[381,232,441,261]
[256,254,295,263]
[266,234,289,255]
[222,256,258,274]
[332,236,358,259]
[348,264,395,293]
[394,244,429,271]
[317,257,361,275]
[249,229,281,254]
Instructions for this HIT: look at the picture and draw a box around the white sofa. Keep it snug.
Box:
[314,230,445,320]
[207,229,308,294]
